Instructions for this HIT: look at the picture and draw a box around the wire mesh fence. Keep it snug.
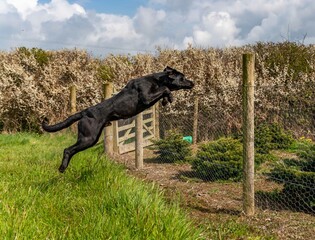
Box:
[41,52,314,218]
[254,84,315,215]
[1,45,314,238]
[145,80,315,216]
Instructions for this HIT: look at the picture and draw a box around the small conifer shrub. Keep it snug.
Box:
[151,131,192,163]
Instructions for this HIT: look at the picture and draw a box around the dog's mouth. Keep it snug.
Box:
[184,81,194,89]
[168,80,194,91]
[182,86,193,90]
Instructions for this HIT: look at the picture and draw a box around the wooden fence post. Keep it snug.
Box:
[69,85,76,132]
[69,85,76,113]
[242,53,255,216]
[193,97,199,144]
[103,83,114,156]
[154,103,160,139]
[112,121,119,153]
[135,112,143,169]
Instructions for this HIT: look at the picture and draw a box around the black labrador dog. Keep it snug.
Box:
[42,66,194,172]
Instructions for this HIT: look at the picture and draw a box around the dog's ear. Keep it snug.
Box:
[164,66,174,73]
[164,66,178,79]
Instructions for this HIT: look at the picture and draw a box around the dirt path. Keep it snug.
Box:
[113,150,315,240]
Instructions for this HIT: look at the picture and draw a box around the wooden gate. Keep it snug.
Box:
[113,107,156,154]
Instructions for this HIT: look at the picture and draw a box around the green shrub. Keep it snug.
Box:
[97,64,114,82]
[255,123,294,154]
[266,140,315,213]
[151,131,192,163]
[31,48,50,67]
[17,47,50,67]
[297,142,315,172]
[192,138,243,181]
[192,137,274,182]
[254,41,313,80]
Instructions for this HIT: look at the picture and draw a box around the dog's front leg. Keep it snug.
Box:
[140,86,171,105]
[162,93,173,106]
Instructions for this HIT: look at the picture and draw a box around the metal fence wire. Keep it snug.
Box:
[61,64,315,238]
[148,80,315,216]
[1,45,315,238]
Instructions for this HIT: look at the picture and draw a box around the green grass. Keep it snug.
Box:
[0,133,203,239]
[204,220,275,240]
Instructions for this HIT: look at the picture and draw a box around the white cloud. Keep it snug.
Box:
[247,13,280,42]
[6,0,37,18]
[0,1,10,13]
[4,0,85,20]
[42,0,86,21]
[190,11,240,46]
[134,7,166,36]
[0,0,314,55]
[91,13,141,42]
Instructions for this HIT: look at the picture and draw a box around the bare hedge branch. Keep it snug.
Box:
[0,42,314,136]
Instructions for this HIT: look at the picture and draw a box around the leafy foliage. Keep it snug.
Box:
[151,131,192,163]
[0,43,314,134]
[255,123,294,154]
[191,123,290,182]
[254,41,313,80]
[97,64,114,82]
[192,138,243,181]
[0,48,102,131]
[266,140,315,213]
[17,47,51,68]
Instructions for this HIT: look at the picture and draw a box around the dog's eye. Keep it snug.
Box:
[169,73,176,79]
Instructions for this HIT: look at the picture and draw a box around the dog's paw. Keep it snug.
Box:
[167,93,173,103]
[105,122,112,127]
[59,165,66,173]
[162,97,168,106]
[42,117,49,124]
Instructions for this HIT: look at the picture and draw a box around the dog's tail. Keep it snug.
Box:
[42,112,83,132]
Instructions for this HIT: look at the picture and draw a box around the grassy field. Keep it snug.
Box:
[0,133,203,239]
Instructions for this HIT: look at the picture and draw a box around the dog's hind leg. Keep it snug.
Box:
[59,137,97,173]
[58,117,103,173]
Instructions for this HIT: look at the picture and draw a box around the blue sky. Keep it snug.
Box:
[1,0,314,55]
[38,0,147,16]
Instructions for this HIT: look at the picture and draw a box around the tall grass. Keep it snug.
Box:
[0,133,203,239]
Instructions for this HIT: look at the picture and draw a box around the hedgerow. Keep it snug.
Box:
[0,42,314,135]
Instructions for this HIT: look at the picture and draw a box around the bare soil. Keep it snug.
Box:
[113,149,315,240]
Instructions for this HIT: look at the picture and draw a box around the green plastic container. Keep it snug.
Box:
[182,136,193,144]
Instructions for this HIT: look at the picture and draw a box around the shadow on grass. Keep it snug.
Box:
[172,170,204,182]
[144,157,176,164]
[190,204,241,216]
[35,169,96,193]
[174,169,240,183]
[36,176,63,192]
[177,169,315,215]
[75,169,95,182]
[172,170,243,216]
[255,190,315,215]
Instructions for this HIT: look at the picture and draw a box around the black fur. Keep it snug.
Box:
[42,66,194,172]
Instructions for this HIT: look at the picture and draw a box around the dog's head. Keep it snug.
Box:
[163,66,194,91]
